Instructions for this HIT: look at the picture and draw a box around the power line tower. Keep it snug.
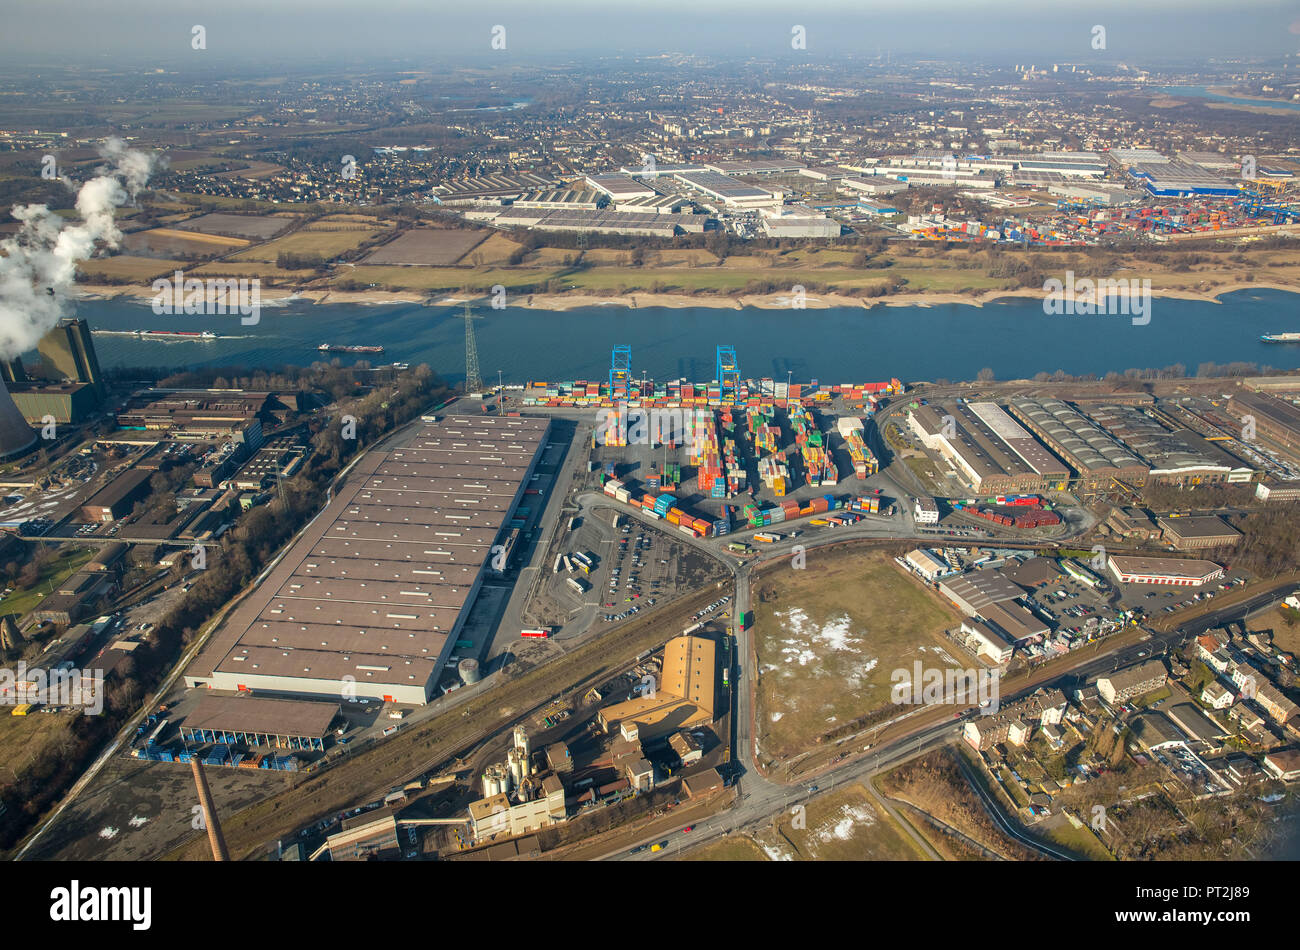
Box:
[463,302,483,395]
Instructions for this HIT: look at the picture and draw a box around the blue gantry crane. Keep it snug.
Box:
[716,345,740,405]
[610,344,631,398]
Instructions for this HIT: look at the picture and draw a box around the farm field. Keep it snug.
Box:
[360,228,489,266]
[77,255,189,283]
[192,262,321,281]
[122,228,248,257]
[230,228,382,262]
[465,232,525,263]
[751,546,964,762]
[176,213,294,241]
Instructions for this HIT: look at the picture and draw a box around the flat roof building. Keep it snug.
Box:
[908,402,1068,494]
[939,569,1024,616]
[598,635,715,741]
[1157,515,1242,551]
[1107,554,1224,587]
[185,415,549,705]
[180,694,340,750]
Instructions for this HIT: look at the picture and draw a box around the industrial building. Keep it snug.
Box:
[904,548,954,582]
[1008,398,1149,491]
[585,174,656,200]
[704,159,806,176]
[938,569,1024,616]
[1156,515,1242,551]
[1228,391,1300,458]
[179,694,340,750]
[1081,403,1254,484]
[759,206,841,238]
[467,727,567,840]
[597,634,716,741]
[1255,480,1300,503]
[1128,161,1239,198]
[491,206,705,236]
[908,401,1068,494]
[672,170,777,207]
[840,176,907,197]
[0,377,38,459]
[117,390,272,443]
[432,172,556,202]
[184,414,549,705]
[1,318,107,424]
[81,468,154,522]
[958,618,1015,663]
[511,189,601,210]
[1106,555,1224,587]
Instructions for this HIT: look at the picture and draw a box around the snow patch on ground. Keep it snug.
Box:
[770,712,783,722]
[805,803,879,856]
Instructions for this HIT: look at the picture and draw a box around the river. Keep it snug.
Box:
[68,288,1300,385]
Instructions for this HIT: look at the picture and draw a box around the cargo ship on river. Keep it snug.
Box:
[1261,332,1300,343]
[318,343,385,354]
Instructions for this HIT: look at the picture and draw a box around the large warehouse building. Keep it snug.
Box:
[184,414,549,705]
[1008,397,1150,492]
[908,401,1068,494]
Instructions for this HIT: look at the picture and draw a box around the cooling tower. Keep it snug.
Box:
[0,377,37,459]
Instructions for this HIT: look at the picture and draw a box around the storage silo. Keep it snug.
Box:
[458,658,482,685]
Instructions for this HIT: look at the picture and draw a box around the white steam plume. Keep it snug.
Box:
[0,137,158,360]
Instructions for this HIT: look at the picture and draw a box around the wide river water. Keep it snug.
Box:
[68,288,1300,386]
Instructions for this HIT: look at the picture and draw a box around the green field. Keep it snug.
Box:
[752,547,965,761]
[2,547,98,621]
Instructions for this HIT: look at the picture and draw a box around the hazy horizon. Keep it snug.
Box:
[1,0,1297,66]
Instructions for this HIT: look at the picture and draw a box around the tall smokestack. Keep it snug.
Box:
[191,759,230,861]
[0,376,37,460]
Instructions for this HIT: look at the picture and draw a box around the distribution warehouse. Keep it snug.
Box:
[184,414,549,704]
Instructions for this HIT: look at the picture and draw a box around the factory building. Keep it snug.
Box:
[432,172,556,202]
[1128,161,1239,198]
[759,206,841,238]
[905,548,955,582]
[511,189,601,210]
[1081,404,1254,484]
[938,569,1024,616]
[840,176,908,197]
[491,207,704,236]
[672,170,778,207]
[184,415,549,705]
[1156,515,1242,551]
[81,468,154,522]
[597,634,716,741]
[1255,480,1300,503]
[585,174,656,200]
[1008,398,1150,492]
[1047,182,1141,206]
[704,159,806,176]
[1106,555,1224,587]
[1228,391,1300,458]
[908,402,1068,494]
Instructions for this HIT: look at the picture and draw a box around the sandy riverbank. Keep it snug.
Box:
[73,281,1300,312]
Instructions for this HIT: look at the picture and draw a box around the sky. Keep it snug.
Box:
[0,0,1297,65]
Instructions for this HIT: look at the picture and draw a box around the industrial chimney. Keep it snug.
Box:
[0,377,36,460]
[191,759,230,861]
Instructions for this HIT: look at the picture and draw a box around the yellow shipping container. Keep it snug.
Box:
[11,703,33,716]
